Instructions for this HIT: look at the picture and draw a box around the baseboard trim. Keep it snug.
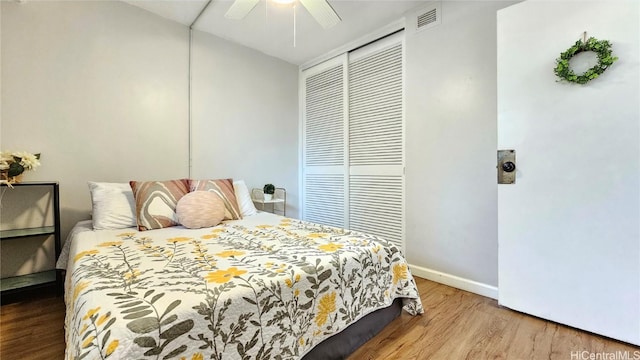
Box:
[409,264,498,300]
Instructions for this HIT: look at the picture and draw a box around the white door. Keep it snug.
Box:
[301,55,348,228]
[348,33,405,250]
[497,0,639,346]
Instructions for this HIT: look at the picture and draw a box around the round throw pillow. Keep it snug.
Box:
[176,191,225,229]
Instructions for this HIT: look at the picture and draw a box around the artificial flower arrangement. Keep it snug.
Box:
[0,151,41,185]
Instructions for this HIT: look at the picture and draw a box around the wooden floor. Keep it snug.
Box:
[0,277,636,360]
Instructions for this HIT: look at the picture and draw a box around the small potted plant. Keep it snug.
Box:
[263,184,275,201]
[0,151,41,185]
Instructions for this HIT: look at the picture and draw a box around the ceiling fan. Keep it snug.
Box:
[225,0,341,29]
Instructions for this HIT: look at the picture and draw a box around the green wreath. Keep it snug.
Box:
[554,36,618,84]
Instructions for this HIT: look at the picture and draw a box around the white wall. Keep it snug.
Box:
[1,1,190,241]
[405,1,515,292]
[1,0,301,241]
[190,30,299,218]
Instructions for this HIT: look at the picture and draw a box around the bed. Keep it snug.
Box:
[58,182,423,360]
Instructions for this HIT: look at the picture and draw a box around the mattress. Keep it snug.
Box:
[61,212,423,359]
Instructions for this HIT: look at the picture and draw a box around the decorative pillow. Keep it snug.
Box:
[189,179,242,220]
[176,191,225,229]
[129,179,190,231]
[233,180,258,217]
[88,182,137,230]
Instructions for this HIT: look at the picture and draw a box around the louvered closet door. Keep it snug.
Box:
[348,34,405,249]
[302,55,348,228]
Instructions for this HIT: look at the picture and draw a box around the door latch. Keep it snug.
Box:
[498,150,516,184]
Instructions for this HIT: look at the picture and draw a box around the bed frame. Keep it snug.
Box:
[303,298,402,359]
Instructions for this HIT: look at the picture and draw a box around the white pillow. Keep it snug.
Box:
[233,180,257,217]
[88,182,137,230]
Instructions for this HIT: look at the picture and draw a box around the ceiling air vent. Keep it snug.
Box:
[417,8,437,29]
[414,4,441,32]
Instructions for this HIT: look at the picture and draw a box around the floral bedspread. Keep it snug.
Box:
[64,212,423,360]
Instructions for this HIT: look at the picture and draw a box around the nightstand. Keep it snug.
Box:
[0,182,62,302]
[252,187,286,216]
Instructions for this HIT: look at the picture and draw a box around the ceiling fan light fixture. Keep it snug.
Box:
[272,0,296,5]
[225,0,341,29]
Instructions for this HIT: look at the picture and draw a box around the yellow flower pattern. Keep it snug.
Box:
[98,241,123,247]
[215,250,245,258]
[285,274,301,288]
[73,281,90,302]
[76,306,119,358]
[315,292,336,327]
[392,264,408,285]
[318,242,343,253]
[308,233,328,238]
[96,312,111,326]
[82,335,95,349]
[123,269,140,280]
[105,340,119,357]
[74,250,99,263]
[206,267,247,284]
[83,307,101,320]
[167,237,192,243]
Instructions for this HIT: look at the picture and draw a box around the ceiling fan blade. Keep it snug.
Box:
[299,0,341,29]
[225,0,260,20]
